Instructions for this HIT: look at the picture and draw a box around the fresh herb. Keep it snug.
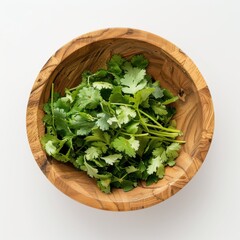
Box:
[41,54,185,193]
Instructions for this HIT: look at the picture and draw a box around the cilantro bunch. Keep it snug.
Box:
[41,54,185,193]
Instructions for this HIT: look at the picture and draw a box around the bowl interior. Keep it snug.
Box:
[34,36,209,211]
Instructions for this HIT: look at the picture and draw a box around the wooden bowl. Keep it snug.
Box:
[26,28,214,211]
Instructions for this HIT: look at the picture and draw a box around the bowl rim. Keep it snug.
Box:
[26,28,214,211]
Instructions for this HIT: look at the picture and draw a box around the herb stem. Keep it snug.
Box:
[148,130,179,138]
[145,123,181,133]
[138,109,163,128]
[142,135,185,143]
[136,108,149,132]
[121,132,149,137]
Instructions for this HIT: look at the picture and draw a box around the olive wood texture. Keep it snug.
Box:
[26,28,214,211]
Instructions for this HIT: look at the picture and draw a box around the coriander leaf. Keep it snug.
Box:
[92,141,108,154]
[128,137,140,151]
[120,67,147,94]
[92,81,113,90]
[151,102,168,115]
[84,160,99,178]
[107,54,125,75]
[77,87,101,109]
[162,96,179,105]
[69,113,95,136]
[166,143,181,158]
[163,88,174,98]
[85,146,102,160]
[54,97,71,112]
[43,114,53,126]
[151,81,164,99]
[101,154,122,165]
[133,88,155,107]
[125,165,138,174]
[109,92,126,104]
[147,156,162,175]
[72,155,84,169]
[146,174,159,186]
[97,178,111,193]
[126,121,139,134]
[45,140,57,155]
[112,136,136,157]
[121,180,136,192]
[43,102,51,114]
[131,54,149,69]
[53,108,66,118]
[167,160,176,167]
[96,113,110,131]
[156,163,165,178]
[152,147,164,157]
[116,106,136,125]
[84,129,111,144]
[107,116,119,128]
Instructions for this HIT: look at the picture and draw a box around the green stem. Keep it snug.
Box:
[145,123,181,133]
[148,130,179,138]
[142,135,185,143]
[136,108,149,132]
[121,132,149,137]
[162,138,186,143]
[138,109,163,128]
[69,86,79,91]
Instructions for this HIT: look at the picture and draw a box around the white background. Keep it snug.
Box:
[1,1,240,239]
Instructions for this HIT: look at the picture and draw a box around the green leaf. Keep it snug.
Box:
[128,137,140,151]
[146,174,159,186]
[85,146,102,160]
[133,88,155,107]
[107,54,125,75]
[126,121,139,134]
[125,165,138,174]
[166,143,181,158]
[109,92,126,104]
[131,54,149,69]
[43,102,51,114]
[84,129,111,144]
[93,81,113,90]
[73,155,84,169]
[77,87,101,109]
[116,106,136,125]
[45,140,57,155]
[69,112,95,136]
[107,116,119,128]
[120,67,147,94]
[147,156,162,175]
[92,141,108,154]
[97,178,111,193]
[151,102,168,115]
[162,96,179,105]
[167,160,176,167]
[156,163,165,178]
[96,113,110,131]
[101,154,122,165]
[152,147,164,157]
[84,160,99,178]
[112,136,137,157]
[151,81,164,99]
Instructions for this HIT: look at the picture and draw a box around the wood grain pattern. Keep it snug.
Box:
[26,28,214,211]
